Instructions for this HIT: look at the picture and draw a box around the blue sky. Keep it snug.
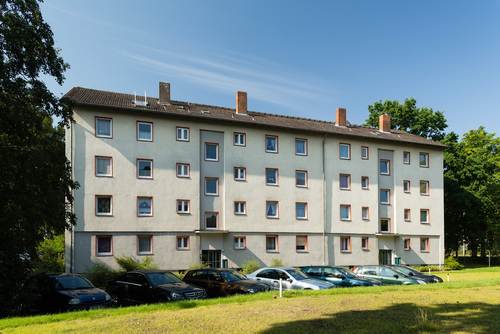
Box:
[42,1,500,135]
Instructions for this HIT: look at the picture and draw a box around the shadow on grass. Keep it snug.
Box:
[260,302,500,334]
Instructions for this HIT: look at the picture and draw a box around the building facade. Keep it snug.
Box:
[64,83,445,273]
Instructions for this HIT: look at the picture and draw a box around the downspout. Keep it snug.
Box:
[70,119,75,273]
[322,134,327,265]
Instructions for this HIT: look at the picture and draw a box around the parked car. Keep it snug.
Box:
[299,266,382,287]
[109,270,206,305]
[20,273,112,313]
[247,267,335,290]
[391,265,443,283]
[352,265,425,285]
[182,269,271,297]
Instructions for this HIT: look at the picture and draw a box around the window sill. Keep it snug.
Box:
[234,179,247,182]
[340,250,352,253]
[137,177,154,180]
[266,250,279,253]
[362,248,370,252]
[265,151,278,154]
[96,175,113,178]
[177,212,191,215]
[234,213,247,216]
[204,193,219,197]
[340,219,352,222]
[420,222,430,225]
[138,215,153,218]
[96,214,113,217]
[204,159,219,162]
[296,218,308,221]
[339,188,351,191]
[266,183,279,187]
[420,250,430,253]
[137,139,153,142]
[176,248,190,251]
[96,253,113,257]
[266,216,280,220]
[296,250,309,253]
[137,252,153,256]
[234,247,246,250]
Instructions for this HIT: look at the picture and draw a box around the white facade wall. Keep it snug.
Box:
[66,106,444,272]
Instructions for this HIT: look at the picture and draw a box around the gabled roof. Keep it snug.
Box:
[63,87,446,149]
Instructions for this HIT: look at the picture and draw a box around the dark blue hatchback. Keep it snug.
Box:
[300,266,381,287]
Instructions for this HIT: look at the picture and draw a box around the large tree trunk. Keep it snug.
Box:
[470,243,478,258]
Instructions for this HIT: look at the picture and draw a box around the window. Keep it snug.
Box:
[361,176,369,190]
[205,212,218,229]
[234,132,246,146]
[339,143,350,159]
[340,236,351,252]
[204,177,219,196]
[137,159,153,179]
[265,135,278,153]
[95,117,112,138]
[404,208,411,222]
[403,151,411,164]
[266,235,278,252]
[205,143,219,161]
[96,235,112,256]
[420,238,430,252]
[265,168,279,185]
[380,189,390,204]
[419,152,429,167]
[420,209,430,224]
[362,207,369,220]
[137,197,153,216]
[380,218,390,233]
[404,238,411,250]
[234,167,246,181]
[295,138,308,156]
[361,146,369,160]
[176,200,190,214]
[340,204,351,221]
[234,201,246,215]
[234,236,246,249]
[380,159,391,175]
[361,237,369,250]
[295,170,308,187]
[177,236,189,250]
[137,121,153,141]
[95,156,112,177]
[403,180,411,193]
[266,201,279,218]
[95,195,112,216]
[339,174,351,190]
[295,202,308,220]
[176,127,189,141]
[420,180,430,195]
[296,235,308,252]
[137,235,153,255]
[176,163,190,178]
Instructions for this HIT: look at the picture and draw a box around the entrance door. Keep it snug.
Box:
[379,250,392,265]
[201,250,222,268]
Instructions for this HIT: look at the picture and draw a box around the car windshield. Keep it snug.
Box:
[392,266,415,276]
[337,268,358,279]
[219,271,247,282]
[147,272,183,286]
[285,269,308,280]
[54,276,94,290]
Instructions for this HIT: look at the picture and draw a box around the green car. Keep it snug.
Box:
[352,265,426,285]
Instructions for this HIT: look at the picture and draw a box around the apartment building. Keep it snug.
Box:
[64,82,445,273]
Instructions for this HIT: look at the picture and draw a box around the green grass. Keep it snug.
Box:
[1,267,499,333]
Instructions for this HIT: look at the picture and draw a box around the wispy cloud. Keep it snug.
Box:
[123,45,336,111]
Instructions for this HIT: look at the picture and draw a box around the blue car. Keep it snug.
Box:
[300,266,381,287]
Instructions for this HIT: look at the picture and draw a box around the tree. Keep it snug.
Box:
[365,98,447,140]
[0,0,76,315]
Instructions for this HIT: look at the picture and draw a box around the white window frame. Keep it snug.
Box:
[234,201,246,215]
[137,235,153,255]
[404,208,411,222]
[339,143,351,160]
[404,238,411,250]
[296,235,308,252]
[96,235,113,256]
[362,206,369,220]
[380,189,390,205]
[361,237,369,250]
[204,177,219,196]
[420,180,430,196]
[380,218,390,233]
[361,176,369,190]
[295,170,308,188]
[419,152,429,168]
[95,117,112,138]
[403,151,411,164]
[380,159,391,175]
[176,163,190,178]
[176,199,190,214]
[339,173,351,190]
[176,127,190,141]
[95,195,112,216]
[340,236,351,253]
[340,204,351,221]
[177,236,190,250]
[295,138,308,156]
[265,168,279,186]
[234,167,246,181]
[233,132,246,146]
[137,159,153,179]
[266,235,279,252]
[265,135,278,153]
[95,156,112,177]
[205,142,219,161]
[420,209,430,224]
[204,212,218,229]
[420,238,430,252]
[403,180,411,193]
[137,121,153,142]
[361,146,369,160]
[137,197,153,217]
[295,202,308,220]
[234,236,246,250]
[266,201,279,219]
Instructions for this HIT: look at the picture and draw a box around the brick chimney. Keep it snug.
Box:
[336,107,347,126]
[159,82,170,105]
[379,114,391,132]
[236,91,247,114]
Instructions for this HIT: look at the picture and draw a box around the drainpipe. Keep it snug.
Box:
[70,120,75,273]
[322,134,327,265]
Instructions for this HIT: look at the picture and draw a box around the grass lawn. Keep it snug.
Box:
[1,267,499,334]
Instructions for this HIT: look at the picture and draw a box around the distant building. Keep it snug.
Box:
[64,82,445,272]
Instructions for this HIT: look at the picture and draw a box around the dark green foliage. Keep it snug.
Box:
[365,98,447,140]
[0,0,76,315]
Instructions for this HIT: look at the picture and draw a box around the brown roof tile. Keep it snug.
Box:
[63,87,446,149]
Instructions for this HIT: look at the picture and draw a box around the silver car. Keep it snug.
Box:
[247,267,335,290]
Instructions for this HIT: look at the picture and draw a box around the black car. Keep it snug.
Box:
[183,269,271,297]
[391,265,443,283]
[108,270,207,305]
[20,273,112,314]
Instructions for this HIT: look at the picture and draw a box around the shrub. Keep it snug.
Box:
[415,265,442,272]
[85,262,119,289]
[33,234,65,273]
[270,258,284,267]
[115,256,158,271]
[444,256,464,270]
[241,260,260,275]
[187,262,209,270]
